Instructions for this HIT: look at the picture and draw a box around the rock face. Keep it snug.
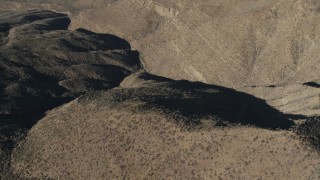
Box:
[2,0,320,88]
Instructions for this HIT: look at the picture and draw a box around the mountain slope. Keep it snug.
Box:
[0,9,319,180]
[3,0,320,87]
[0,10,142,178]
[0,9,142,116]
[11,72,320,180]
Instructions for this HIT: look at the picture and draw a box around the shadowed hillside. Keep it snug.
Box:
[0,10,142,178]
[118,73,293,129]
[3,0,320,120]
[3,0,320,88]
[11,72,319,180]
[0,10,319,180]
[0,10,142,116]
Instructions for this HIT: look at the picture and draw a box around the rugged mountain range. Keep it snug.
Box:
[2,0,320,87]
[2,0,320,118]
[0,3,320,180]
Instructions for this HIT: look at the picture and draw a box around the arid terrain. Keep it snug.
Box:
[0,0,320,179]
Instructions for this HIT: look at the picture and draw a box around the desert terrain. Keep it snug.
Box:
[0,0,320,179]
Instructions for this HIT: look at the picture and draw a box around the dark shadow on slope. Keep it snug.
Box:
[59,39,91,52]
[75,28,131,50]
[303,82,320,88]
[0,10,68,30]
[285,114,308,120]
[115,73,294,130]
[30,16,71,31]
[0,114,45,146]
[0,113,46,178]
[0,24,10,32]
[0,10,138,117]
[0,115,46,153]
[97,50,142,72]
[26,28,132,53]
[296,116,320,151]
[0,10,141,178]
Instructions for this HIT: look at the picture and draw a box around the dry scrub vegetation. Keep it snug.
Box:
[0,5,319,180]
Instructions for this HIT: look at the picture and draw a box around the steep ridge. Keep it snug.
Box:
[2,0,320,120]
[11,72,320,179]
[3,0,320,88]
[0,10,142,178]
[68,0,320,88]
[0,10,142,116]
